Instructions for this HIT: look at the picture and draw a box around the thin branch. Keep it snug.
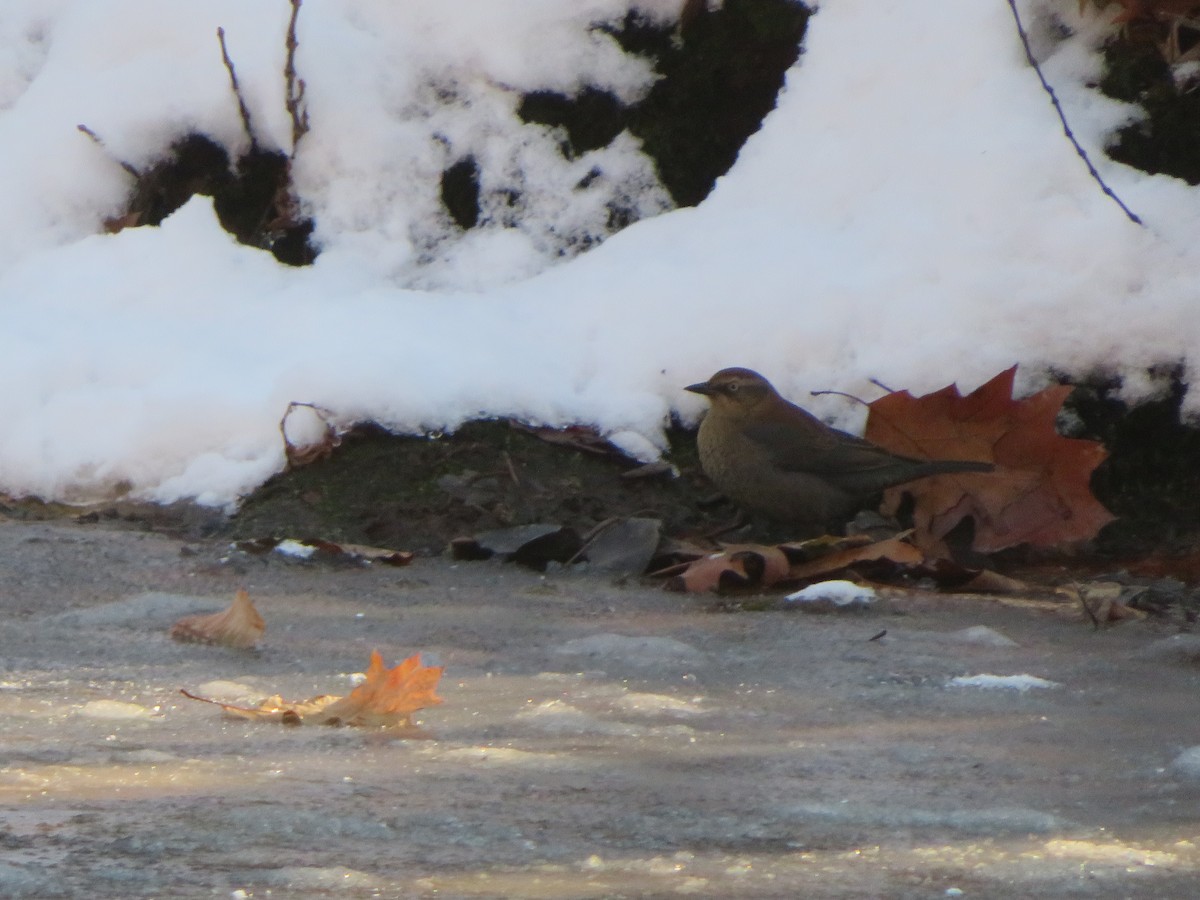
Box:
[809,389,871,407]
[217,26,258,153]
[284,0,310,153]
[1006,0,1143,226]
[76,124,140,177]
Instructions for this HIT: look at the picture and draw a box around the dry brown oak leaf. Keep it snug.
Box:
[663,543,791,592]
[659,535,924,593]
[864,366,1113,553]
[182,650,443,727]
[171,589,265,649]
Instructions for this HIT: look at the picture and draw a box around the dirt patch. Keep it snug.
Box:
[226,421,737,555]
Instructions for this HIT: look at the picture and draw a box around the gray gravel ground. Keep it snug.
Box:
[1,517,1200,898]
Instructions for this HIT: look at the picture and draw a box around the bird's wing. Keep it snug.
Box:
[741,418,917,479]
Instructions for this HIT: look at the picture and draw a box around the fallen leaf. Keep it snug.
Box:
[509,421,622,456]
[658,537,898,593]
[579,517,662,575]
[786,536,924,581]
[103,210,142,233]
[915,558,1033,595]
[170,590,265,649]
[181,650,443,728]
[659,550,748,592]
[450,523,583,570]
[280,401,342,468]
[318,651,444,727]
[865,366,1113,553]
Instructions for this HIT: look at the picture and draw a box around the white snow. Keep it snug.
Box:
[947,674,1061,691]
[273,538,318,559]
[0,0,1194,508]
[785,579,876,606]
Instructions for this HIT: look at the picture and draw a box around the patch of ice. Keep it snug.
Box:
[250,866,381,889]
[613,692,703,717]
[77,699,159,720]
[947,674,1061,692]
[553,633,704,667]
[782,801,1068,834]
[432,746,559,765]
[1169,746,1200,780]
[1133,634,1200,664]
[947,626,1019,647]
[193,680,259,701]
[516,699,637,736]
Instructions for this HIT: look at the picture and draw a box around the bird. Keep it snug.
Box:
[685,367,994,533]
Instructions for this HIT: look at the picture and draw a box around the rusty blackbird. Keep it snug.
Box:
[686,367,993,532]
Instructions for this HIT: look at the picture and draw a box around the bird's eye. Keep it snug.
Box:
[726,382,739,393]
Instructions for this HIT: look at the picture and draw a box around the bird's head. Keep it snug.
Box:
[685,367,780,419]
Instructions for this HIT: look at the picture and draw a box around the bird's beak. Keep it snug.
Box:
[684,381,714,396]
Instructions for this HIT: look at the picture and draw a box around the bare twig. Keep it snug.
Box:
[1006,0,1142,226]
[809,389,871,406]
[217,26,258,152]
[284,0,310,153]
[76,124,140,177]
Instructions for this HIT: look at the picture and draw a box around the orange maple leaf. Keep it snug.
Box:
[865,366,1113,553]
[318,651,444,727]
[182,650,443,728]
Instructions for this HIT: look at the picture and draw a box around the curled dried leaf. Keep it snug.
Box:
[180,650,444,728]
[281,401,342,468]
[171,589,265,649]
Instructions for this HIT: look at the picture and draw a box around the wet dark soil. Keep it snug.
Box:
[227,421,734,556]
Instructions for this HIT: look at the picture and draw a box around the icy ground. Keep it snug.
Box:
[1,518,1200,898]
